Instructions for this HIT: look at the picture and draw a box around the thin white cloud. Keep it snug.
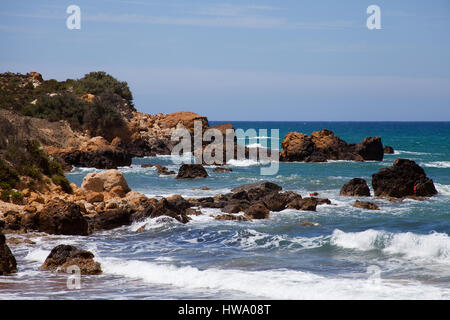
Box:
[0,3,357,30]
[192,3,281,17]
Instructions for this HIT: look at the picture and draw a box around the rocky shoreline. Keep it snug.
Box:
[0,71,439,276]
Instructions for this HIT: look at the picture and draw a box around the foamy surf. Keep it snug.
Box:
[97,256,450,299]
[331,229,450,265]
[422,161,450,168]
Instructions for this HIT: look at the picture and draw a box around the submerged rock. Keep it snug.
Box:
[155,165,175,175]
[340,178,371,197]
[213,167,233,173]
[372,159,437,198]
[383,146,394,154]
[352,200,380,210]
[215,214,252,222]
[40,245,102,275]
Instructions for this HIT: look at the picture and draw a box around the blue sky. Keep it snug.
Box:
[1,0,450,120]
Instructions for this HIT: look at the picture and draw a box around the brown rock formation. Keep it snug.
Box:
[40,245,102,275]
[280,129,384,162]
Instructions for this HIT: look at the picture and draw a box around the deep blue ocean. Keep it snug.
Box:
[2,122,450,299]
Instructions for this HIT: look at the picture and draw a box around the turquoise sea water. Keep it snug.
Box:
[2,122,450,299]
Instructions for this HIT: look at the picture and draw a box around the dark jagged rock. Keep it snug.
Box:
[40,245,102,275]
[176,164,208,179]
[35,200,88,236]
[351,137,384,161]
[280,129,384,162]
[187,182,309,218]
[88,208,133,233]
[155,164,175,175]
[244,203,270,219]
[57,147,132,170]
[372,159,437,198]
[150,195,191,223]
[231,181,282,201]
[0,230,17,275]
[353,200,380,210]
[286,197,331,211]
[340,178,371,197]
[262,191,301,212]
[287,198,318,211]
[384,146,394,154]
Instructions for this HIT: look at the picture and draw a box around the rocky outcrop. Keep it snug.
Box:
[384,146,394,154]
[40,245,101,275]
[244,203,270,219]
[87,207,133,233]
[187,181,331,218]
[176,164,208,179]
[231,182,282,201]
[280,129,384,162]
[35,199,89,236]
[340,178,371,197]
[372,159,438,198]
[150,195,191,223]
[0,229,17,275]
[81,169,131,195]
[286,197,330,211]
[352,200,380,210]
[49,137,132,170]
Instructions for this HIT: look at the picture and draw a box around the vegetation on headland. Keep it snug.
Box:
[0,117,72,201]
[0,71,133,141]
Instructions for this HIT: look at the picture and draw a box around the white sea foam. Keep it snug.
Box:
[98,256,450,299]
[129,216,181,232]
[435,183,450,195]
[422,161,450,168]
[227,159,261,167]
[24,248,51,264]
[331,229,450,265]
[395,150,431,156]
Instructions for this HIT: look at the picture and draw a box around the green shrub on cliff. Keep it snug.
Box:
[22,93,87,130]
[0,139,73,195]
[0,71,133,141]
[51,174,72,194]
[0,158,19,190]
[74,71,134,106]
